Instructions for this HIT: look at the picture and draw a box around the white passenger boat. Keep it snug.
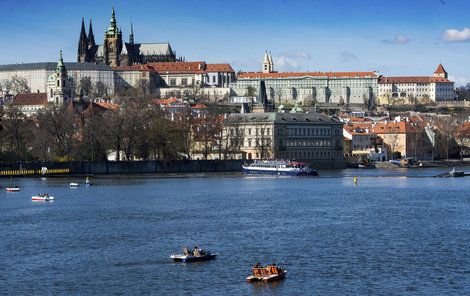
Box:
[242,160,318,176]
[70,182,79,187]
[31,194,54,202]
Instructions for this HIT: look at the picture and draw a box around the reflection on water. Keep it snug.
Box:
[0,167,469,295]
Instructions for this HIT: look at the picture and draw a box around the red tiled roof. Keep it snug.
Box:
[113,62,235,74]
[149,62,207,74]
[191,104,208,109]
[371,121,422,134]
[434,63,447,74]
[95,102,120,110]
[13,93,47,106]
[238,71,378,79]
[205,63,234,73]
[344,123,374,135]
[379,76,452,84]
[153,97,179,106]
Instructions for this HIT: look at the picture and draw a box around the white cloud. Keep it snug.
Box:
[280,51,311,59]
[443,28,470,42]
[339,51,357,62]
[275,56,301,70]
[382,35,410,45]
[448,75,470,86]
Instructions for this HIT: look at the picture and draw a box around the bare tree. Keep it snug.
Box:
[78,77,93,97]
[93,82,108,98]
[1,76,31,95]
[433,117,457,160]
[36,104,76,160]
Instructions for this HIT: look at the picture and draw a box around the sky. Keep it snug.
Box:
[1,0,470,85]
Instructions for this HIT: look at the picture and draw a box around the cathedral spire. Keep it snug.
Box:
[107,5,118,34]
[77,17,88,62]
[129,22,134,44]
[88,19,95,48]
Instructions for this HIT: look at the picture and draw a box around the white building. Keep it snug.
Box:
[11,93,47,117]
[0,62,115,96]
[230,52,379,106]
[378,64,455,103]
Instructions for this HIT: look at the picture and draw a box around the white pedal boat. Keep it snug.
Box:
[6,186,21,192]
[31,194,54,202]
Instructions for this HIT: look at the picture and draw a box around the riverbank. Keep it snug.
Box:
[375,159,470,169]
[0,160,244,177]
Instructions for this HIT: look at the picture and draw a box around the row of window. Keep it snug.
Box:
[287,128,332,136]
[286,139,332,147]
[285,150,331,159]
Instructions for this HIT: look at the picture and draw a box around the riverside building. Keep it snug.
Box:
[223,112,345,169]
[377,64,455,103]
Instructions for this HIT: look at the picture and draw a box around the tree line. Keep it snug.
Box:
[0,93,211,163]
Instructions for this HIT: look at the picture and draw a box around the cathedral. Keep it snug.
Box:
[77,6,178,66]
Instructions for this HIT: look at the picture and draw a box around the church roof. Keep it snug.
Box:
[13,93,47,106]
[136,43,173,56]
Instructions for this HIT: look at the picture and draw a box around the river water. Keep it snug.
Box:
[1,167,469,295]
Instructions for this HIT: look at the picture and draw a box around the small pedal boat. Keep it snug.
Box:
[6,186,20,192]
[32,194,54,202]
[246,263,287,283]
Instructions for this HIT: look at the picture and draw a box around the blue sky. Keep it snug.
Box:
[2,0,470,85]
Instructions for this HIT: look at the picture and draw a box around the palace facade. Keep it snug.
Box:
[230,53,379,106]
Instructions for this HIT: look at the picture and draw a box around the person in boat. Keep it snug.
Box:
[192,246,200,256]
[183,246,190,256]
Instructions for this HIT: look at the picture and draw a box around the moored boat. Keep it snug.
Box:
[70,182,79,187]
[449,167,465,177]
[170,246,217,262]
[242,160,318,176]
[31,194,54,202]
[246,263,287,283]
[6,186,21,192]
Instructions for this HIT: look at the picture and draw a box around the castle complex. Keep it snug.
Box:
[77,6,177,66]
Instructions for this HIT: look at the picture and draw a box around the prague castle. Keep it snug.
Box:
[78,6,178,66]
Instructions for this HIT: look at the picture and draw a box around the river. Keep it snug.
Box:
[1,167,469,295]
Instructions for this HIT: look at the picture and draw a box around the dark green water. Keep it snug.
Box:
[1,167,469,295]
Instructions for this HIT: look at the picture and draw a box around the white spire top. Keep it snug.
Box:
[263,51,270,63]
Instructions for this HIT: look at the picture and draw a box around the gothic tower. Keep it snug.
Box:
[88,19,96,48]
[77,18,89,62]
[129,22,134,44]
[104,5,123,66]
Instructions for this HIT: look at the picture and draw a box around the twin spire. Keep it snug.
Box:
[262,50,274,73]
